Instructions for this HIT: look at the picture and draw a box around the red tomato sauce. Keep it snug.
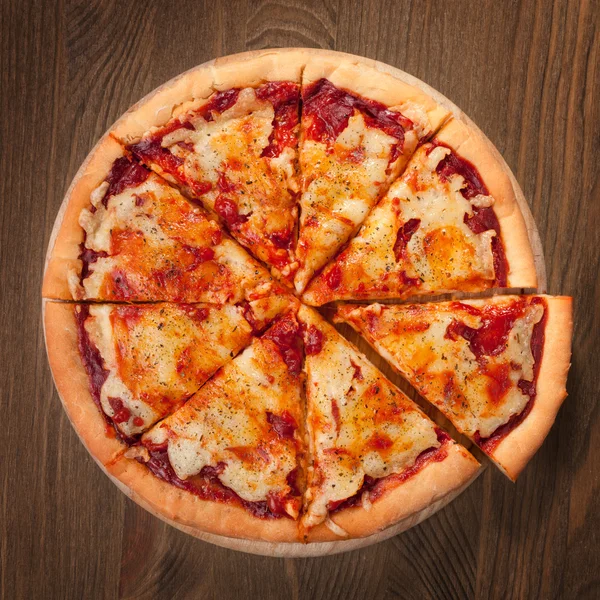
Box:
[263,314,303,375]
[140,444,294,519]
[304,324,324,355]
[303,78,413,162]
[393,218,421,262]
[267,410,298,439]
[75,305,136,444]
[256,81,300,158]
[431,142,508,286]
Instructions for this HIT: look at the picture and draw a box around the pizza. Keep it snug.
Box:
[42,49,572,550]
[132,311,305,536]
[302,118,538,305]
[335,296,572,479]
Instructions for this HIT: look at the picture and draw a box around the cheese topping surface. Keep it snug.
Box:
[142,314,304,516]
[299,307,441,528]
[295,91,419,292]
[337,297,544,439]
[74,171,274,303]
[129,85,301,279]
[84,303,254,437]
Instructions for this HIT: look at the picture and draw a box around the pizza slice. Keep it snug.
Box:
[293,58,450,293]
[123,81,301,282]
[42,138,280,303]
[297,305,479,540]
[44,297,294,444]
[107,311,305,541]
[303,118,538,305]
[335,295,572,479]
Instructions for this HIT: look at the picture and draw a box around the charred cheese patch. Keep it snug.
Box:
[303,142,500,305]
[73,171,276,303]
[83,303,257,437]
[142,313,304,517]
[336,297,544,440]
[299,306,442,529]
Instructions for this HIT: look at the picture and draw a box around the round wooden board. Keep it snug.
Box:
[43,48,546,557]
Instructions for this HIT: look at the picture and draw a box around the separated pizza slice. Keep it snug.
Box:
[123,74,302,283]
[297,305,479,540]
[293,58,450,293]
[43,138,281,303]
[335,295,572,480]
[108,311,305,542]
[303,118,538,305]
[44,296,295,448]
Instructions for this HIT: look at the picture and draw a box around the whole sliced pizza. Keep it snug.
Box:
[42,49,572,554]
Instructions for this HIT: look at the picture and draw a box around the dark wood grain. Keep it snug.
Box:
[1,0,599,598]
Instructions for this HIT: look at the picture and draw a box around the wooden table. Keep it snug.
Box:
[2,0,599,597]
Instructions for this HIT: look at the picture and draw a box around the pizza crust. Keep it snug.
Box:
[43,301,126,465]
[306,442,480,541]
[42,136,125,300]
[105,454,300,543]
[41,49,559,551]
[111,49,311,146]
[435,118,538,290]
[302,56,450,137]
[489,296,573,480]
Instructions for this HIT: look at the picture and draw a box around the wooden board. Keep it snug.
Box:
[3,1,598,596]
[41,48,546,557]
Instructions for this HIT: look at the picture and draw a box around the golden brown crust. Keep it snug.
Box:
[111,49,311,146]
[302,56,449,136]
[306,443,480,541]
[105,455,300,543]
[490,296,573,479]
[42,136,125,299]
[43,301,126,464]
[435,118,538,289]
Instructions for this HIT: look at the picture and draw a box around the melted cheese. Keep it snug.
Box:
[300,307,440,529]
[74,173,274,302]
[295,113,418,292]
[142,323,303,507]
[339,298,544,439]
[85,303,253,437]
[155,87,299,275]
[303,143,499,305]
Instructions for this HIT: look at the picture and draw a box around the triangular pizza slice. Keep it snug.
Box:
[303,118,538,305]
[125,81,302,283]
[45,296,294,442]
[131,311,305,525]
[294,58,450,293]
[298,305,479,540]
[335,295,572,479]
[43,138,280,303]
